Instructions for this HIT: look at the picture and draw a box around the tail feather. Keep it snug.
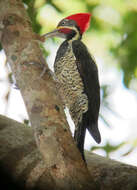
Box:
[74,122,86,161]
[87,123,101,144]
[74,112,101,161]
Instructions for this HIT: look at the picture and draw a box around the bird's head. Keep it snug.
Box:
[44,13,91,40]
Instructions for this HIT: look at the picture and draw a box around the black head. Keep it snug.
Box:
[43,13,91,41]
[56,18,81,40]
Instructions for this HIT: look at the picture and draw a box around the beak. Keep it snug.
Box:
[42,28,66,40]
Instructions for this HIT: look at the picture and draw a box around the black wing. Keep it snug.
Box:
[72,40,101,144]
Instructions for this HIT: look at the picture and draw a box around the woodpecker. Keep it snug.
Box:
[44,13,101,161]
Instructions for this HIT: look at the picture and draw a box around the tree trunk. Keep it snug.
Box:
[0,115,137,190]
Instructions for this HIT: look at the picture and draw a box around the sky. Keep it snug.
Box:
[0,44,137,166]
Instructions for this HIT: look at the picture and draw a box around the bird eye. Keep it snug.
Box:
[61,20,66,25]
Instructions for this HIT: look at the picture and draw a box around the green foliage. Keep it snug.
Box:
[91,141,125,158]
[111,11,137,88]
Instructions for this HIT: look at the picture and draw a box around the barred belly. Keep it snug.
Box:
[54,44,88,126]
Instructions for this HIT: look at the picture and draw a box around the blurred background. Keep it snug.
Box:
[0,0,137,165]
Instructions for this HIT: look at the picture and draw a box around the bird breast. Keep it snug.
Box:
[54,43,87,108]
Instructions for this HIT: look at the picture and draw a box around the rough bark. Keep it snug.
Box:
[0,115,137,190]
[0,0,94,189]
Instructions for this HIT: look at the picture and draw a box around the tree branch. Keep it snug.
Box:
[0,0,95,189]
[0,115,137,190]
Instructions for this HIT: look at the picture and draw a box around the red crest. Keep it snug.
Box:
[65,13,91,34]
